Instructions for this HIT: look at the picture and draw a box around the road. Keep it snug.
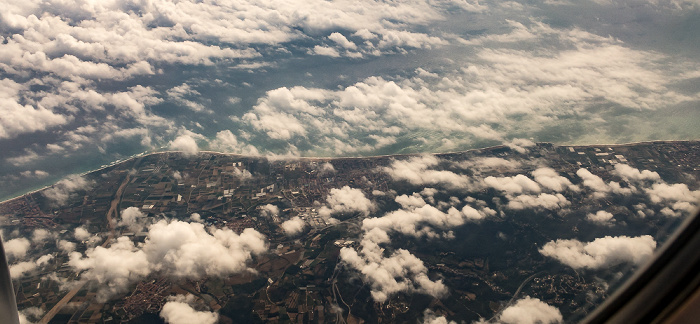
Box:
[38,281,86,324]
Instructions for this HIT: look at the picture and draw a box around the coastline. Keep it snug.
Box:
[1,139,697,205]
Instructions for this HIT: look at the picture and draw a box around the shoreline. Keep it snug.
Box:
[1,139,697,205]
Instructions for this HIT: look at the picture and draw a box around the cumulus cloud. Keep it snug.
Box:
[189,213,203,223]
[31,229,55,244]
[422,309,456,324]
[614,164,661,182]
[144,220,267,278]
[318,162,336,175]
[494,296,562,324]
[119,207,146,232]
[0,0,479,178]
[207,130,260,155]
[505,138,536,154]
[362,203,495,239]
[281,217,306,236]
[57,240,77,253]
[383,155,471,189]
[10,254,54,279]
[10,261,39,279]
[232,16,699,157]
[0,79,70,139]
[4,237,31,260]
[19,170,50,179]
[644,183,700,214]
[74,226,91,241]
[42,175,92,206]
[318,186,375,218]
[586,210,615,225]
[166,83,209,113]
[576,168,624,197]
[19,307,43,324]
[68,237,150,299]
[532,168,579,192]
[232,167,253,180]
[259,204,279,217]
[312,45,341,57]
[576,165,699,215]
[170,135,200,157]
[68,220,267,300]
[539,235,656,269]
[507,193,570,211]
[456,157,521,172]
[2,0,699,201]
[484,174,541,194]
[339,228,447,303]
[160,295,218,324]
[395,193,428,209]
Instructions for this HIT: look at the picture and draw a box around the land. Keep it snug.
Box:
[1,141,699,323]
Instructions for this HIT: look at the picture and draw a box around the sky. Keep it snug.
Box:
[1,0,700,201]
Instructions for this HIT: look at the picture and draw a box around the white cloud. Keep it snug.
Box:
[10,254,54,279]
[160,295,218,324]
[4,237,31,260]
[143,220,267,278]
[68,237,151,300]
[329,32,358,50]
[505,138,536,154]
[340,228,447,303]
[312,45,341,57]
[281,216,306,236]
[166,83,208,113]
[170,134,200,156]
[484,174,541,195]
[207,130,260,155]
[645,183,700,213]
[614,164,661,182]
[68,220,267,300]
[576,165,699,215]
[395,193,428,209]
[532,168,579,192]
[19,170,50,179]
[189,213,202,223]
[0,79,70,139]
[259,204,279,217]
[10,261,38,279]
[456,157,521,172]
[576,168,613,197]
[119,206,146,232]
[32,229,55,244]
[507,193,570,211]
[42,174,92,206]
[496,296,562,324]
[318,186,375,218]
[362,202,495,239]
[318,162,336,175]
[19,307,43,324]
[422,309,456,324]
[57,240,77,253]
[539,235,656,269]
[74,226,91,241]
[586,210,615,225]
[0,1,698,194]
[383,155,471,189]
[232,18,700,157]
[232,167,253,180]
